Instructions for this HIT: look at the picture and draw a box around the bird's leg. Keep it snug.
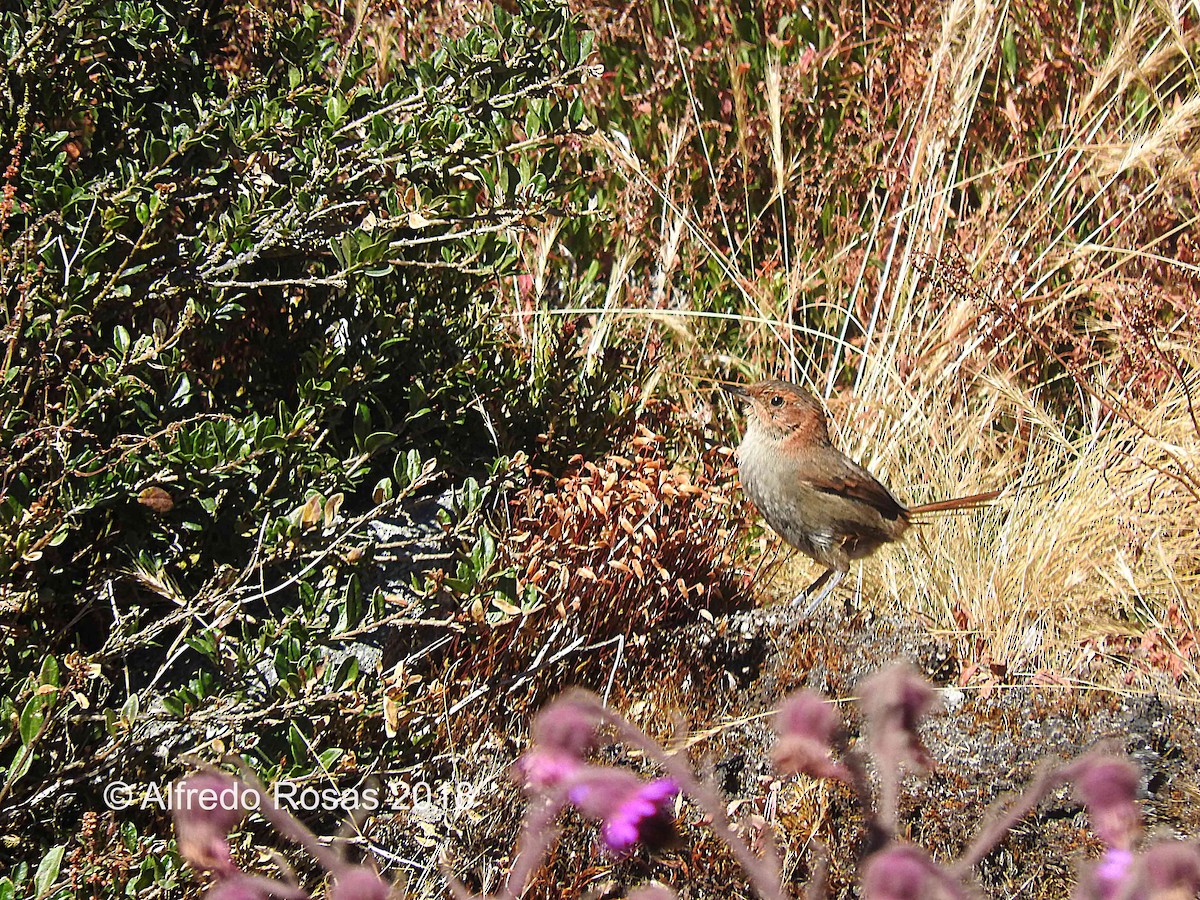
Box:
[794,567,845,617]
[793,569,831,607]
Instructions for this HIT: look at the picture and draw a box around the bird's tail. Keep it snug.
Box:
[907,488,1003,516]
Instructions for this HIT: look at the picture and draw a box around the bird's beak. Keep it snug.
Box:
[721,383,751,400]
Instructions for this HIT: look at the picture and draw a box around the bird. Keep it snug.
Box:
[724,378,1000,615]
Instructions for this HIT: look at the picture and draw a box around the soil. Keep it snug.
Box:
[359,499,1200,898]
[425,597,1200,899]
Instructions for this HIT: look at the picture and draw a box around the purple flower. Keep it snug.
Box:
[172,771,256,875]
[328,866,392,900]
[600,778,680,857]
[772,690,848,780]
[1070,755,1142,849]
[859,663,941,772]
[565,766,680,857]
[1085,847,1135,900]
[514,694,602,792]
[861,846,966,900]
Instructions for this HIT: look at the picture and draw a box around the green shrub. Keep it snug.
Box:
[0,0,595,888]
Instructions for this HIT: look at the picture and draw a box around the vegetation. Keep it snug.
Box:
[2,0,602,894]
[167,664,1200,900]
[2,0,1198,896]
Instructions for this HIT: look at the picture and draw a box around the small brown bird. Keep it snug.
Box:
[725,379,999,615]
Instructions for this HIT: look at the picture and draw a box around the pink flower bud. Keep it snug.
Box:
[172,772,255,875]
[1076,840,1200,900]
[205,874,308,900]
[772,691,848,780]
[861,846,966,900]
[206,880,268,900]
[515,694,602,793]
[531,696,601,759]
[328,866,392,900]
[514,749,582,792]
[626,886,678,900]
[1070,756,1142,849]
[1138,841,1200,898]
[859,663,940,771]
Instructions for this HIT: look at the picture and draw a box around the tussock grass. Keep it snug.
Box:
[543,0,1200,690]
[872,366,1200,685]
[814,0,1200,684]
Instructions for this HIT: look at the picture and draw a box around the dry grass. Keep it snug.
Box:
[544,0,1200,692]
[799,0,1200,688]
[870,359,1200,687]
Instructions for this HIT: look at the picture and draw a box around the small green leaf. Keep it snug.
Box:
[34,846,65,897]
[318,747,344,769]
[1002,28,1017,76]
[288,723,308,765]
[39,656,59,688]
[121,694,140,725]
[363,431,396,453]
[19,695,47,745]
[170,372,191,405]
[326,93,348,123]
[8,746,33,783]
[162,695,185,717]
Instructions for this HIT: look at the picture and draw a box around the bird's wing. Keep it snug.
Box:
[798,455,908,522]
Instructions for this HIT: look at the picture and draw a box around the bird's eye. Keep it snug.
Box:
[770,395,784,407]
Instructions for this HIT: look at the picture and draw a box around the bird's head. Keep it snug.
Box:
[723,379,832,445]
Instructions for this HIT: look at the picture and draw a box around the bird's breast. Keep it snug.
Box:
[736,434,827,544]
[735,431,903,568]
